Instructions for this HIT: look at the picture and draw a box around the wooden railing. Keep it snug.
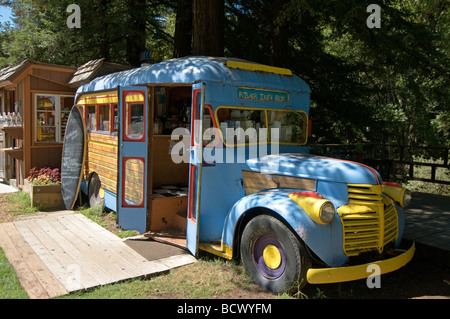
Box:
[309,144,450,185]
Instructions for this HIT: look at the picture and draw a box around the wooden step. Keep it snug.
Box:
[144,229,187,249]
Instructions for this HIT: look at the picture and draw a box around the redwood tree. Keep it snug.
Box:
[173,0,193,58]
[192,0,224,57]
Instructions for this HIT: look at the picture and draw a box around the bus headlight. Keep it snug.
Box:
[382,182,412,208]
[289,192,335,224]
[320,201,335,224]
[402,189,412,208]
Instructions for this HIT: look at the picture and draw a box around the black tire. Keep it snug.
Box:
[88,173,105,209]
[240,215,311,294]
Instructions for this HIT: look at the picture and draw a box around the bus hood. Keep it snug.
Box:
[246,153,382,185]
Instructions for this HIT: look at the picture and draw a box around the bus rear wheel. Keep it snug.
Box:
[240,215,311,294]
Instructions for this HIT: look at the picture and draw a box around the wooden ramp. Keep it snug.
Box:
[0,211,196,299]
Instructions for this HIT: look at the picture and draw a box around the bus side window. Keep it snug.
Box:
[267,110,307,144]
[98,104,110,132]
[86,105,97,131]
[112,104,118,133]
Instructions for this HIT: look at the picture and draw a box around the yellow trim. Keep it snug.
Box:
[382,185,408,208]
[214,105,308,147]
[78,90,145,105]
[226,60,292,76]
[307,242,415,284]
[77,91,118,105]
[198,241,233,260]
[289,193,332,225]
[125,92,145,103]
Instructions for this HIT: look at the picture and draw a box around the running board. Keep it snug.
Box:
[199,241,233,260]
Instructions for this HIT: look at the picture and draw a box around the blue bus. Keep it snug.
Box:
[71,56,414,293]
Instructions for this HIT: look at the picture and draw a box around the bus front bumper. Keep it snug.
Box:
[306,242,415,284]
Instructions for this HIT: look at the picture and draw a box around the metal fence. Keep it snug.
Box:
[309,144,450,185]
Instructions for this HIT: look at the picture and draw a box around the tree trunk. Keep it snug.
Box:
[126,0,147,66]
[98,0,110,60]
[192,0,224,57]
[173,0,193,58]
[270,0,290,67]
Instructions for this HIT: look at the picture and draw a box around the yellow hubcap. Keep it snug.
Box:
[263,245,282,269]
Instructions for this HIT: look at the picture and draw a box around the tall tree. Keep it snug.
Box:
[173,0,192,57]
[192,0,224,56]
[125,0,147,66]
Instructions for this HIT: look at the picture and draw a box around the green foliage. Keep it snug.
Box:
[0,0,447,150]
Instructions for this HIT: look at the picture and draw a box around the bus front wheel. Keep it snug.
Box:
[240,215,311,294]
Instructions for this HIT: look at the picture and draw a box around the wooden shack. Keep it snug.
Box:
[0,59,131,188]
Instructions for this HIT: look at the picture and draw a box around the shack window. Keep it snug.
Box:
[35,94,74,144]
[60,96,73,140]
[36,95,56,143]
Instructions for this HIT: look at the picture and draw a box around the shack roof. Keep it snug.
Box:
[0,60,29,83]
[0,59,76,89]
[68,58,132,88]
[76,56,311,96]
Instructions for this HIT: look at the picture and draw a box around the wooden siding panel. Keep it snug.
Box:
[242,170,316,195]
[85,133,119,193]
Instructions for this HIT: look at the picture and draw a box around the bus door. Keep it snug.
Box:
[187,83,204,256]
[117,86,149,233]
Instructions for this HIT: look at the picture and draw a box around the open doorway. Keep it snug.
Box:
[145,86,192,248]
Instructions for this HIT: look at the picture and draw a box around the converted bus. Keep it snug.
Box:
[71,56,414,293]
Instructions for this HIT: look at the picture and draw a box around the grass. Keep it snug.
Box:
[0,248,28,299]
[4,191,39,216]
[57,256,261,299]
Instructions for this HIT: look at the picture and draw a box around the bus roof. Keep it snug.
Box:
[76,56,311,96]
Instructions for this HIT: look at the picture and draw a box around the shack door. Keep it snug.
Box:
[187,83,204,256]
[117,86,148,233]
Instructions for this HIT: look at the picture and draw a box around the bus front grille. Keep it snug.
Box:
[339,184,399,256]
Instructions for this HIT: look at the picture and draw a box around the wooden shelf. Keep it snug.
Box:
[0,147,23,161]
[1,126,23,140]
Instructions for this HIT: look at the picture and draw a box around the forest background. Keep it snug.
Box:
[0,0,448,150]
